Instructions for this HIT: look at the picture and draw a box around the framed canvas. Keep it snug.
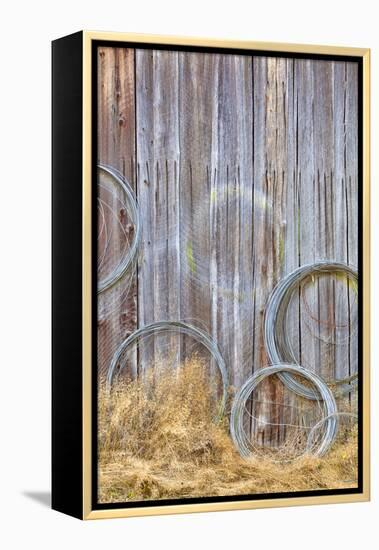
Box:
[52,31,370,520]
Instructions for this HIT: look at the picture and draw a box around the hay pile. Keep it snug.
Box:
[98,360,358,503]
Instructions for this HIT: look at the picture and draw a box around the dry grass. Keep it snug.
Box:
[98,360,358,503]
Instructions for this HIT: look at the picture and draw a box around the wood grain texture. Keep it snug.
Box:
[344,63,359,379]
[97,47,359,444]
[251,57,297,445]
[136,49,180,370]
[97,47,136,378]
[295,59,358,389]
[177,52,254,389]
[177,53,215,370]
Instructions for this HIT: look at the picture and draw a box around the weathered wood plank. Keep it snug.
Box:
[177,53,215,376]
[295,59,358,393]
[295,58,337,385]
[251,57,297,446]
[97,47,136,378]
[178,52,253,389]
[311,59,336,383]
[345,62,359,383]
[216,55,254,390]
[136,49,180,371]
[296,59,318,378]
[333,61,348,386]
[279,58,299,446]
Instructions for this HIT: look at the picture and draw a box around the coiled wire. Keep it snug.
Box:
[230,364,338,459]
[264,261,358,400]
[306,412,358,456]
[97,164,142,294]
[106,320,229,420]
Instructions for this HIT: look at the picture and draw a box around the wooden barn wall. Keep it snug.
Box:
[97,47,358,440]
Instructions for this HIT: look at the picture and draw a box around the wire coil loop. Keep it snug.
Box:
[97,164,141,294]
[107,320,229,420]
[306,412,358,456]
[230,364,338,459]
[264,261,358,399]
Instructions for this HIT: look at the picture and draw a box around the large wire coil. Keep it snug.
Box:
[306,412,358,456]
[97,164,142,294]
[106,320,229,420]
[230,364,338,459]
[264,261,358,400]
